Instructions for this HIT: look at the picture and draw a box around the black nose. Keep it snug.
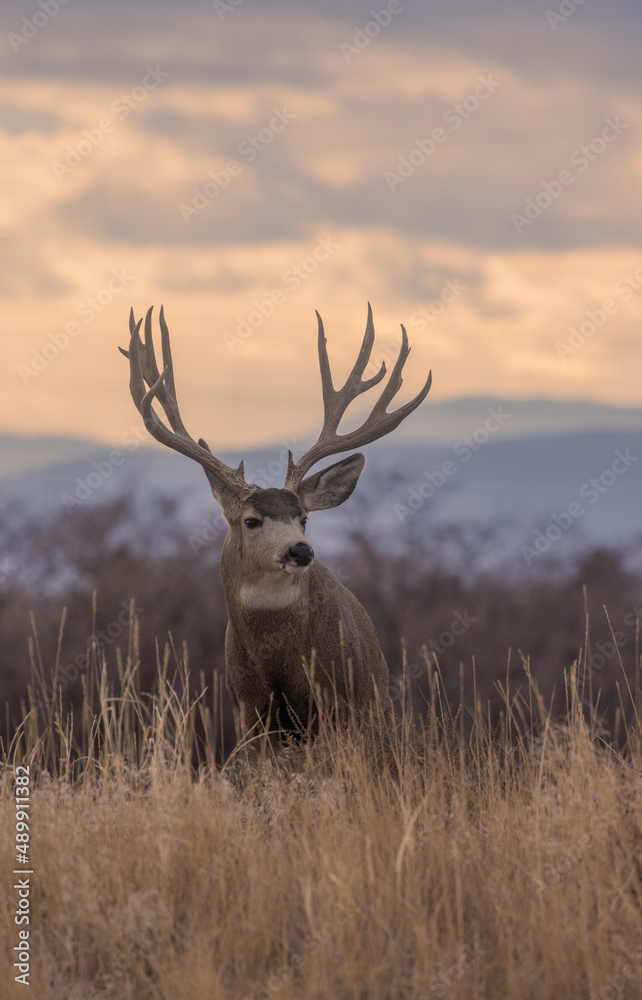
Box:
[287,542,314,567]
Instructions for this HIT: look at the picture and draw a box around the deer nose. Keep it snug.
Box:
[287,542,314,567]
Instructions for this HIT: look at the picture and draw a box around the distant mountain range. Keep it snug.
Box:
[389,396,641,444]
[0,398,639,585]
[0,397,639,481]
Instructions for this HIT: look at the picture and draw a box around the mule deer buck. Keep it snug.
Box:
[120,305,431,740]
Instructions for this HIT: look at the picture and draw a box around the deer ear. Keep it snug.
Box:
[298,453,366,511]
[202,468,241,512]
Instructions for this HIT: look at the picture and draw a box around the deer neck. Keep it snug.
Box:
[236,571,309,611]
[221,537,311,612]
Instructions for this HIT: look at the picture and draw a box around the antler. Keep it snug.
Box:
[284,303,432,491]
[119,306,250,496]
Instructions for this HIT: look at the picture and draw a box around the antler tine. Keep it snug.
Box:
[337,302,388,395]
[284,306,432,491]
[135,305,191,438]
[120,306,191,439]
[117,306,137,357]
[142,305,163,387]
[318,303,387,408]
[156,304,192,438]
[316,302,388,430]
[369,324,432,423]
[120,307,250,495]
[316,310,334,406]
[126,315,180,444]
[121,314,146,407]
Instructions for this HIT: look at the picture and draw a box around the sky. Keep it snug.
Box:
[1,0,641,450]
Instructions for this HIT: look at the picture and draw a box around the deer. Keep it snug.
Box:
[120,304,432,742]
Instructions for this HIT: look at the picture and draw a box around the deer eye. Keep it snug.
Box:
[300,517,308,528]
[244,517,262,529]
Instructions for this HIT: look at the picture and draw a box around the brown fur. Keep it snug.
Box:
[219,488,388,736]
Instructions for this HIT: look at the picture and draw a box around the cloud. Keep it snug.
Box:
[5,229,642,449]
[2,0,642,447]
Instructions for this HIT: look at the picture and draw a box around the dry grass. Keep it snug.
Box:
[2,618,642,999]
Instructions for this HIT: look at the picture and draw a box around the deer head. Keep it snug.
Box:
[120,304,431,594]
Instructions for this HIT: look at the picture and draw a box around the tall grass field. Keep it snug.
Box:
[2,612,642,1000]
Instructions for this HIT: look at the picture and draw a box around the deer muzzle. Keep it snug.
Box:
[284,541,314,569]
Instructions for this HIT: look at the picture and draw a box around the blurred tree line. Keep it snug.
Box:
[1,496,640,755]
